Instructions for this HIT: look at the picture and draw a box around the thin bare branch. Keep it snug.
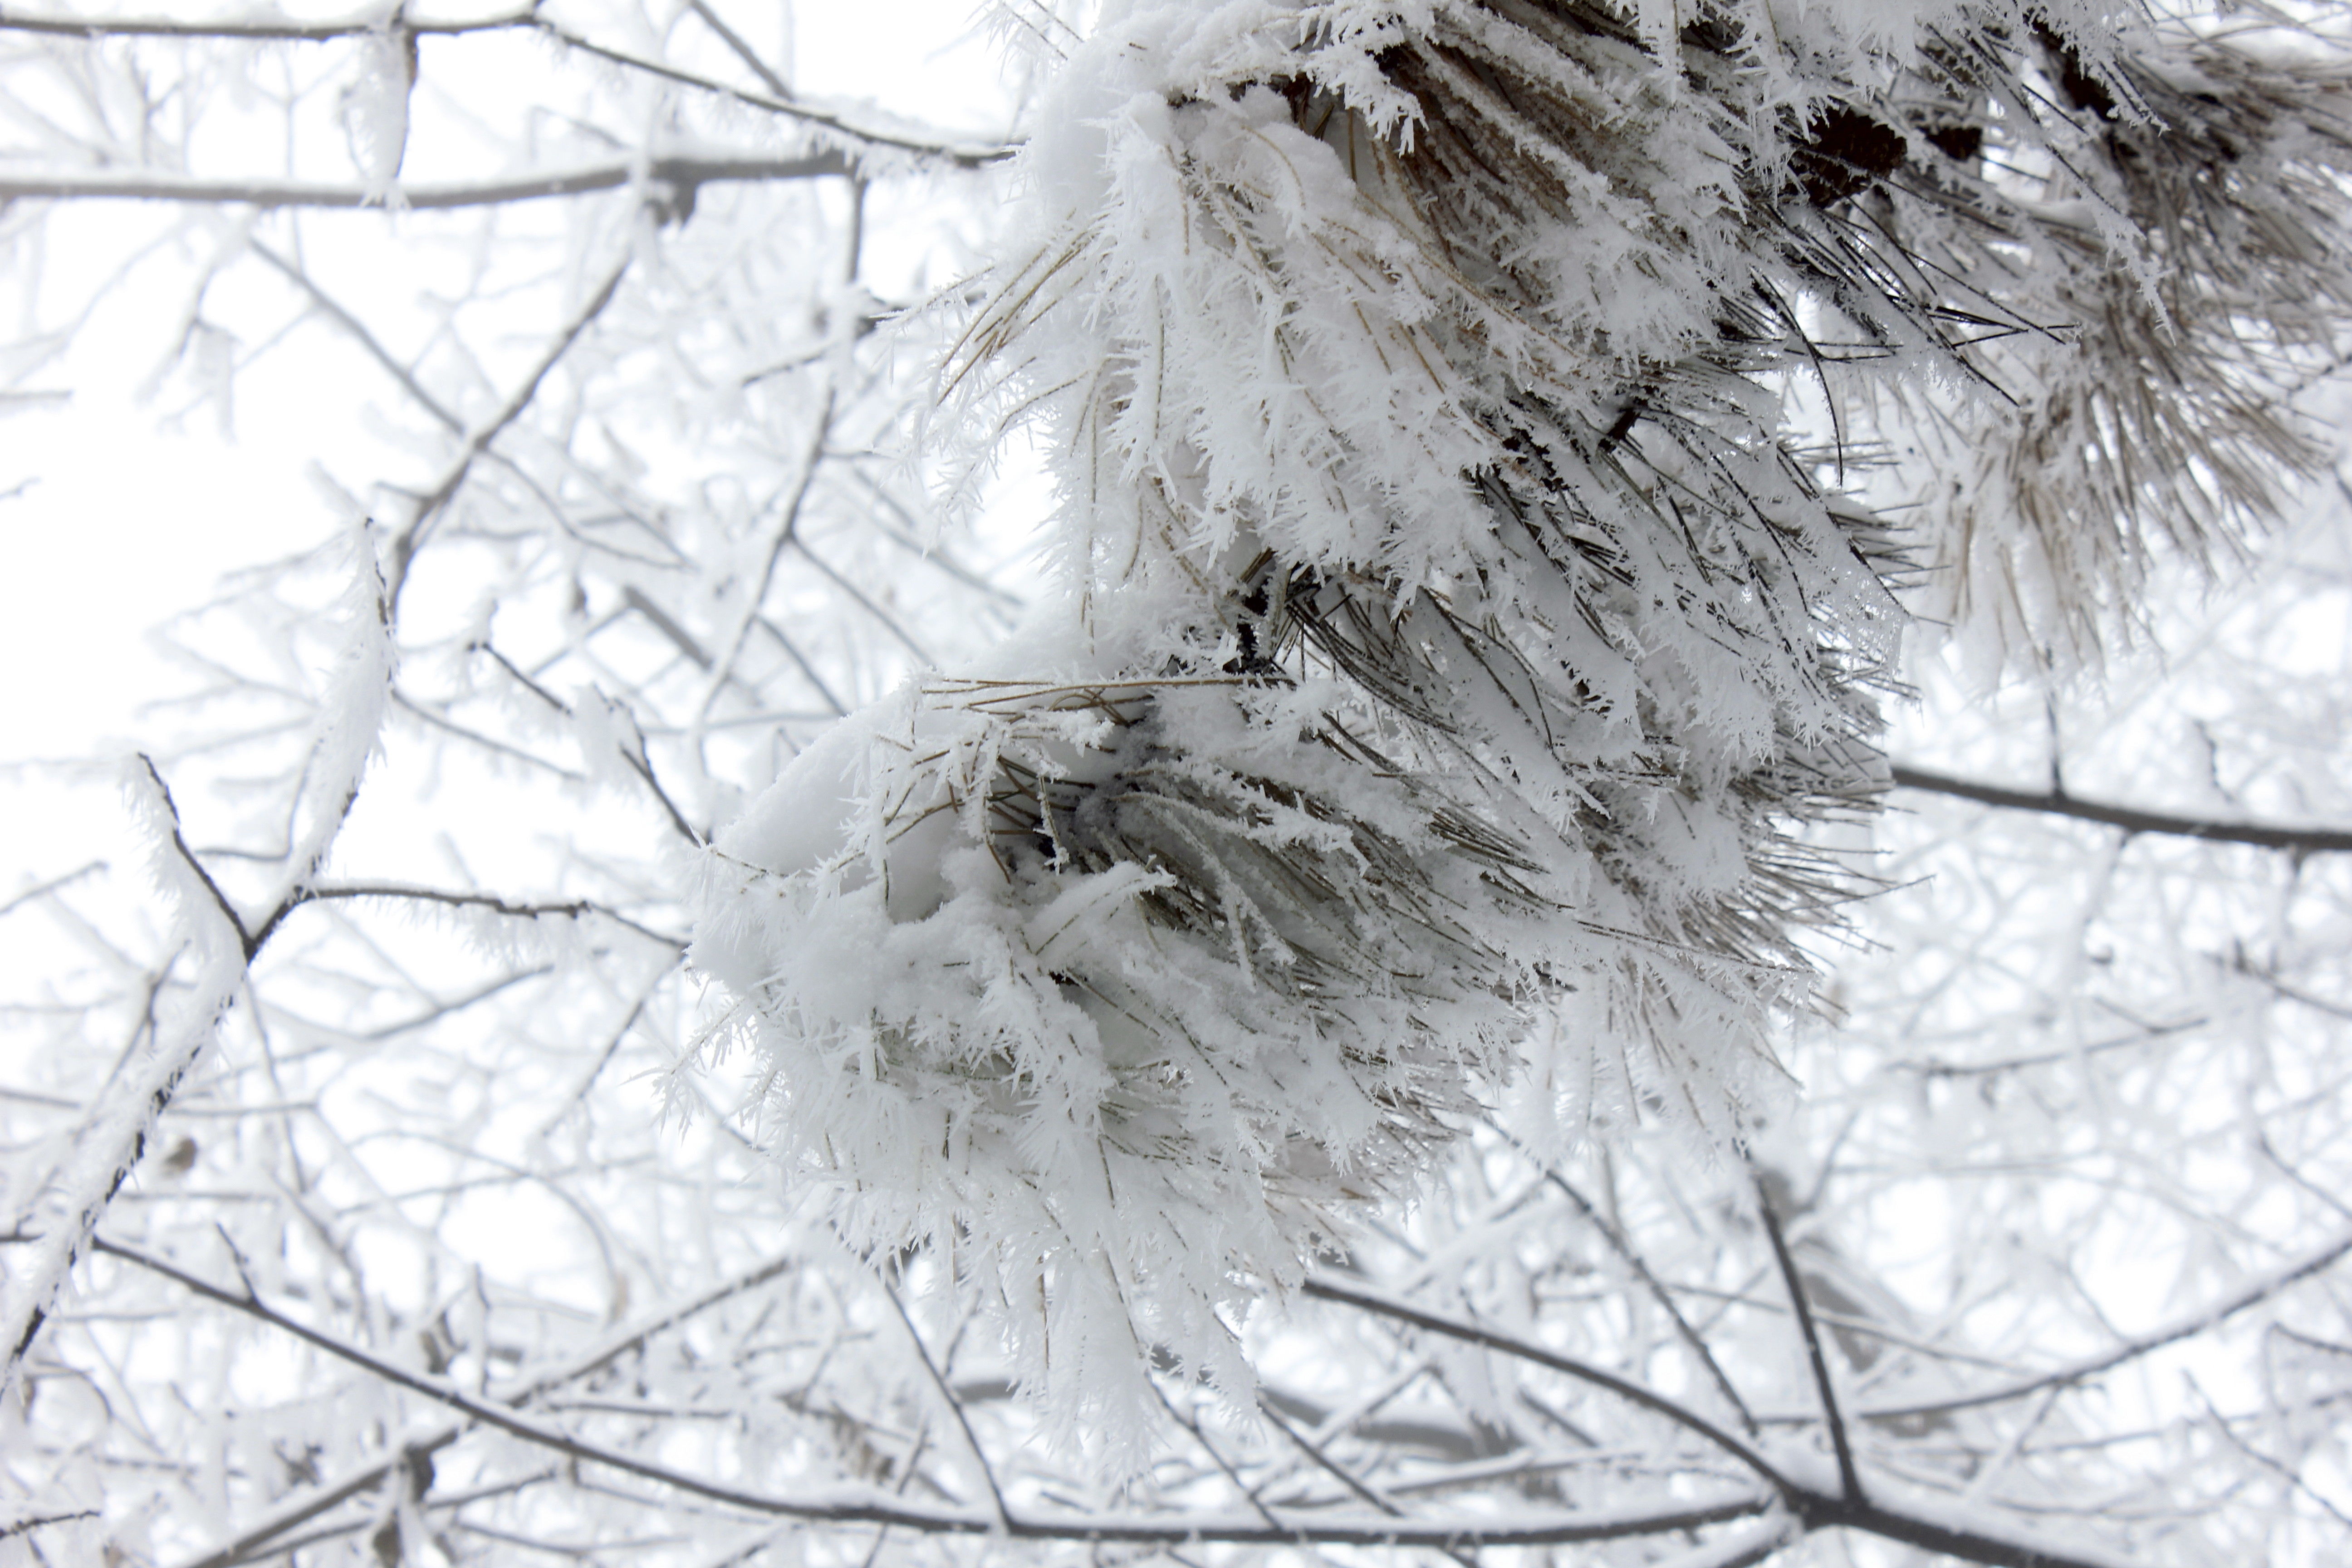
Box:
[877,1279,1009,1529]
[1891,764,2352,854]
[685,0,791,100]
[1860,1226,2352,1423]
[387,243,634,605]
[532,22,1012,166]
[1753,1175,1862,1502]
[0,860,106,923]
[1302,1275,1790,1492]
[1541,1159,1759,1434]
[167,1252,802,1568]
[275,882,685,951]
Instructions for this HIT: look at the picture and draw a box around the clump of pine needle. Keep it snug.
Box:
[695,0,2352,1441]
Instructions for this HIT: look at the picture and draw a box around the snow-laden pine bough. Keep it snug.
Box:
[690,0,2352,1436]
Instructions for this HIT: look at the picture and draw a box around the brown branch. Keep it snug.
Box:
[0,153,848,211]
[1890,765,2352,854]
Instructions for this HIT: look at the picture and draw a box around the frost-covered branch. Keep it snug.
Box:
[387,242,633,600]
[103,1233,1770,1551]
[0,6,1010,164]
[1861,1226,2352,1422]
[0,153,849,212]
[0,7,538,42]
[281,884,685,950]
[166,1250,800,1568]
[1302,1276,1789,1491]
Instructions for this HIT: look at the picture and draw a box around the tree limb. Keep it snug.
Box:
[1302,1275,1791,1491]
[0,7,536,41]
[1859,1225,2352,1422]
[0,154,848,212]
[387,242,633,605]
[102,1235,1769,1550]
[1306,1276,2136,1568]
[1754,1176,1862,1502]
[1890,765,2352,854]
[0,7,1009,164]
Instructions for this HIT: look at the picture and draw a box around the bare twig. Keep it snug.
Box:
[1891,765,2352,854]
[0,5,1009,163]
[1753,1176,1862,1503]
[685,0,791,100]
[1862,1226,2352,1422]
[139,755,252,957]
[1302,1276,1790,1492]
[387,244,634,605]
[0,860,106,922]
[0,1509,97,1540]
[1544,1161,1759,1434]
[1306,1276,2132,1568]
[876,1280,1010,1529]
[167,1252,801,1568]
[531,23,1010,165]
[275,882,685,951]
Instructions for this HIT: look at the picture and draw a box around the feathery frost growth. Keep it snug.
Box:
[693,0,2352,1417]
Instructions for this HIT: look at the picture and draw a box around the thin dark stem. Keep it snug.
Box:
[1752,1176,1861,1503]
[1544,1164,1759,1434]
[388,244,634,608]
[0,1509,98,1540]
[1860,1225,2352,1422]
[534,23,1009,165]
[270,883,684,951]
[877,1281,1010,1529]
[685,0,791,100]
[139,755,252,958]
[1304,1277,2134,1568]
[1890,764,2352,854]
[0,8,1009,163]
[248,241,462,433]
[1301,1276,1790,1492]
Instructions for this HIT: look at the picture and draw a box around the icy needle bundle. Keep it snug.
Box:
[692,0,2352,1426]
